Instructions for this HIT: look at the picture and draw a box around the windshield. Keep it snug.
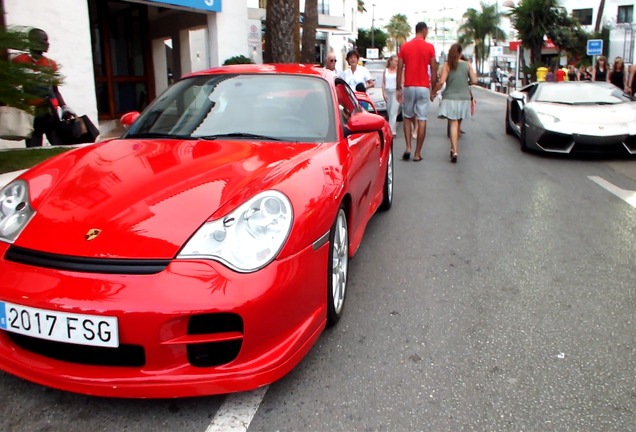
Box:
[126,74,337,142]
[534,82,635,105]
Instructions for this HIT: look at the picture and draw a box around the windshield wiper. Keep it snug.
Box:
[196,132,281,141]
[125,132,197,140]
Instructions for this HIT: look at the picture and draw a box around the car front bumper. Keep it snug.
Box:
[0,240,329,398]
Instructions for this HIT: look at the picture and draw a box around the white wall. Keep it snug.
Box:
[209,0,250,66]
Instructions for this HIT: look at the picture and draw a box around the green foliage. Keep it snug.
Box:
[546,7,591,62]
[355,28,388,58]
[0,27,62,112]
[0,148,73,174]
[508,0,564,70]
[222,55,254,65]
[458,3,506,75]
[384,14,411,54]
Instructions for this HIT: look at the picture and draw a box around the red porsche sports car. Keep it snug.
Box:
[0,64,393,398]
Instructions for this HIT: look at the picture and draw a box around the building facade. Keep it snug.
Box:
[563,0,634,64]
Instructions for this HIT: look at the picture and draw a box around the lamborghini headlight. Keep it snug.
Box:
[536,111,560,126]
[0,180,35,243]
[178,190,293,273]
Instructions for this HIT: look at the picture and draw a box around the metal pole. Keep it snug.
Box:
[371,4,375,48]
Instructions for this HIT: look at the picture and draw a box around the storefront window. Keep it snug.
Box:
[109,8,146,76]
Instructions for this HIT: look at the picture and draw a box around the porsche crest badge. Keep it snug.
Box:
[85,229,101,241]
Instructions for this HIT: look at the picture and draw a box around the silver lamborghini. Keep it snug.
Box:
[505,81,636,155]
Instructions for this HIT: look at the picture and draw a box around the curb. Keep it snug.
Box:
[0,169,27,189]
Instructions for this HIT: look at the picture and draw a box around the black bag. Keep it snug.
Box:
[57,115,99,145]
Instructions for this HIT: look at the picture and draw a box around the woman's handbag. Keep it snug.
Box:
[57,114,100,144]
[0,106,34,140]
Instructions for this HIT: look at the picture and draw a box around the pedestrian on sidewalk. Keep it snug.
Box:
[396,22,437,162]
[382,55,399,138]
[431,43,477,163]
[12,28,75,147]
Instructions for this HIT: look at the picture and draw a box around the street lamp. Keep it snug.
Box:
[371,3,376,48]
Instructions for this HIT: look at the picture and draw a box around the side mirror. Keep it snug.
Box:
[509,91,525,102]
[344,111,385,137]
[120,111,140,129]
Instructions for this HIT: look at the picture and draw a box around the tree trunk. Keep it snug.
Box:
[1,0,8,63]
[519,46,528,85]
[301,0,318,64]
[594,0,606,33]
[293,0,300,62]
[265,0,297,63]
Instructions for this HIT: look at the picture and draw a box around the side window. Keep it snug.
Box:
[335,81,353,124]
[335,79,365,125]
[526,84,539,100]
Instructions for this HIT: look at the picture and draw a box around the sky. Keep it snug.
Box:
[356,0,500,29]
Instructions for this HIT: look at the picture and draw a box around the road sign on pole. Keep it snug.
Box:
[587,39,603,56]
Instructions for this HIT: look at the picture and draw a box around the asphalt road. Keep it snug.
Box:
[1,88,634,432]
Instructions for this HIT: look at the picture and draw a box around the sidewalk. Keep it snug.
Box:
[0,169,26,188]
[0,119,126,151]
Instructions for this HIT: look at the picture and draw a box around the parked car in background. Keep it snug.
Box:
[0,64,394,398]
[505,81,636,154]
[367,69,387,115]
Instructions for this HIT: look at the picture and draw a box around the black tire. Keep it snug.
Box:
[379,145,393,211]
[326,205,349,326]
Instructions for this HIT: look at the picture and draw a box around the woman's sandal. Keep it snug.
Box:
[451,152,458,163]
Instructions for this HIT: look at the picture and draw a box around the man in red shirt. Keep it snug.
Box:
[396,22,438,162]
[12,28,74,147]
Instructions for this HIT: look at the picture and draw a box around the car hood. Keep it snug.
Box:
[531,101,636,126]
[15,139,316,259]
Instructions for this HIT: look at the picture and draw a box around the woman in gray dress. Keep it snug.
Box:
[431,43,477,163]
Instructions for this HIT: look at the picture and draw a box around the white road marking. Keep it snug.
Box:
[588,176,636,208]
[205,385,268,432]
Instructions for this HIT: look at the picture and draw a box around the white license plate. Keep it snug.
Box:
[0,301,119,348]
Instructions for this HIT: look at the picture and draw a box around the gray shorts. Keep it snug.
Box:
[402,86,431,120]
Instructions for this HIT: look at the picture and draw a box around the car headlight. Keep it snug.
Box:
[536,112,560,125]
[178,190,293,273]
[0,180,35,243]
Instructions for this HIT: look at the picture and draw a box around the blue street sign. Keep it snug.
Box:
[145,0,222,13]
[587,39,603,56]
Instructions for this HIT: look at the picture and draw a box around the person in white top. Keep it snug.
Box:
[382,55,399,137]
[340,49,374,92]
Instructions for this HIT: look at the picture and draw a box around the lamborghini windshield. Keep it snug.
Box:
[534,82,635,105]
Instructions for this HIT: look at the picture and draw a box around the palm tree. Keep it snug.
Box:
[301,0,318,63]
[508,0,563,79]
[264,0,297,63]
[458,2,505,75]
[384,14,410,54]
